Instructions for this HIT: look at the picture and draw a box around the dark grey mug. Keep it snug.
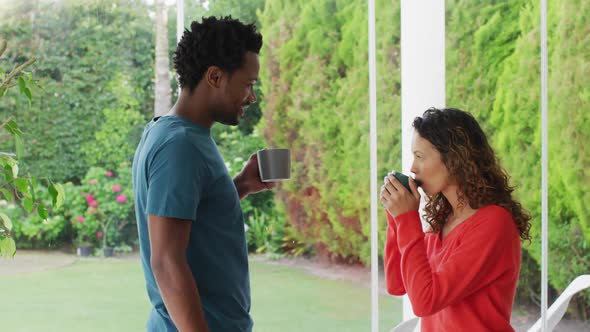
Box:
[257,148,291,182]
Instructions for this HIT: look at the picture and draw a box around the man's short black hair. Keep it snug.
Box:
[173,16,263,92]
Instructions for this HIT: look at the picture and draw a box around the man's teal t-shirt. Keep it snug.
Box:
[132,115,252,332]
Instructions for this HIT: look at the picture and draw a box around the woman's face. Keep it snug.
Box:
[410,131,452,196]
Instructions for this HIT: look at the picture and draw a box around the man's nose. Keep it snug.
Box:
[249,91,257,103]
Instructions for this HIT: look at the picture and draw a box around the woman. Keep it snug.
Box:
[380,107,531,331]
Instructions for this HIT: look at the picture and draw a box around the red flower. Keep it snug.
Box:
[89,179,97,185]
[105,171,114,177]
[89,200,98,207]
[96,231,103,238]
[85,194,95,204]
[77,216,85,223]
[112,184,122,193]
[116,194,127,204]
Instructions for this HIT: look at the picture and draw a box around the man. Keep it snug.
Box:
[132,16,272,332]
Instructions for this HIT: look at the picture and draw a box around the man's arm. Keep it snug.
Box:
[148,215,210,332]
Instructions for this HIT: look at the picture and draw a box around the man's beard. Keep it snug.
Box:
[212,108,240,126]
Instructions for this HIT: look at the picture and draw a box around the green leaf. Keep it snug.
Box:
[29,176,37,201]
[38,204,48,220]
[14,178,28,193]
[49,183,65,210]
[0,156,18,177]
[0,211,12,231]
[0,237,16,258]
[11,162,19,179]
[18,76,26,93]
[15,135,24,159]
[5,120,23,136]
[23,197,34,213]
[24,87,32,101]
[4,122,16,136]
[0,188,12,201]
[3,165,14,182]
[48,184,57,199]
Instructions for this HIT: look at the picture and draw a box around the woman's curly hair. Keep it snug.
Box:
[173,16,263,92]
[413,107,531,241]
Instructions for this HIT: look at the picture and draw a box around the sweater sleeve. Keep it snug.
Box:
[384,210,406,295]
[395,208,516,317]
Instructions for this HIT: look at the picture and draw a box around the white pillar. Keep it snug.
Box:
[368,0,379,330]
[176,0,184,44]
[400,0,445,320]
[176,0,184,94]
[540,0,549,330]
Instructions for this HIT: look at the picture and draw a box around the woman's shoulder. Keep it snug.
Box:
[477,204,513,219]
[469,205,518,236]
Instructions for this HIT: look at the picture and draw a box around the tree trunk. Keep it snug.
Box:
[154,0,171,116]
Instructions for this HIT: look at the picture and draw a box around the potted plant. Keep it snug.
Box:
[72,214,99,257]
[76,243,93,257]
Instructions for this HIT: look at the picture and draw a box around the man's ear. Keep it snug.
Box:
[205,66,224,88]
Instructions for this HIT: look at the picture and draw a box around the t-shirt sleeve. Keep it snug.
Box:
[146,137,206,221]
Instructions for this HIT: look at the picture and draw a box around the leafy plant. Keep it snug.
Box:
[245,209,285,257]
[1,40,65,258]
[281,223,313,257]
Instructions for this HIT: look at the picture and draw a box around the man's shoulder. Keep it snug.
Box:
[145,119,204,151]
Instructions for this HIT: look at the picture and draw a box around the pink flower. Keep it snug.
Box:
[89,200,98,207]
[85,194,95,204]
[77,216,85,224]
[105,171,113,177]
[96,231,103,238]
[115,194,127,204]
[89,179,97,185]
[112,184,122,193]
[88,208,97,214]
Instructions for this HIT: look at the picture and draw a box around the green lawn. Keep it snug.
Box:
[0,258,402,331]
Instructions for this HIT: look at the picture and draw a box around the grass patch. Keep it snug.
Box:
[0,258,402,331]
[250,261,402,332]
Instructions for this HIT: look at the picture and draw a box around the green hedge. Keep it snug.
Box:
[259,0,401,264]
[0,0,153,183]
[447,0,590,310]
